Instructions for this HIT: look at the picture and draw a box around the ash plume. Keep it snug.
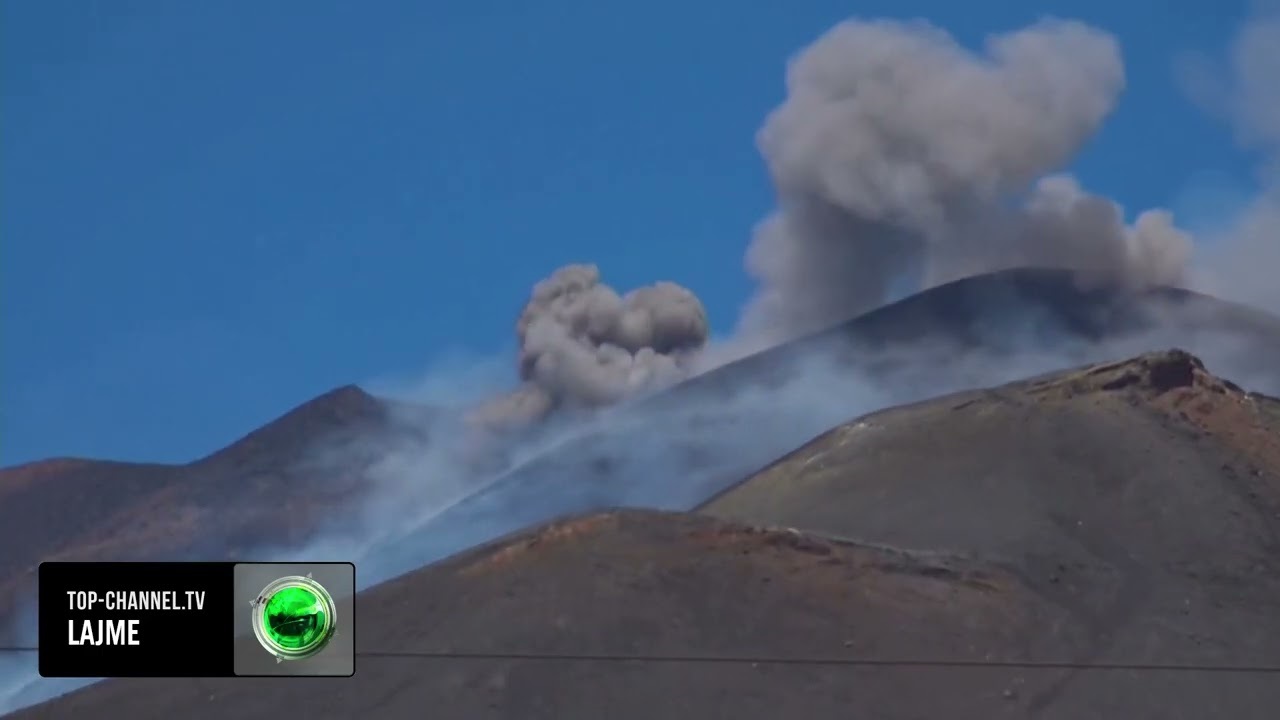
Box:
[738,18,1194,344]
[471,264,709,429]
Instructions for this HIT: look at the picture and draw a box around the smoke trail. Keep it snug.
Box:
[738,18,1194,345]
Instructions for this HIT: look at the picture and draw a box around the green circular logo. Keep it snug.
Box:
[251,575,337,661]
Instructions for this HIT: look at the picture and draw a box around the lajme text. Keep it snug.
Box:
[69,619,140,646]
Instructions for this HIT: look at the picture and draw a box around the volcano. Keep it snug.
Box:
[12,348,1280,719]
[4,268,1280,718]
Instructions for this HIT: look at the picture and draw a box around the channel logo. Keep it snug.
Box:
[250,574,338,662]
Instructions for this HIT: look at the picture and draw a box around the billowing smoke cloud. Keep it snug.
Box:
[738,18,1194,344]
[479,21,1205,397]
[471,264,709,428]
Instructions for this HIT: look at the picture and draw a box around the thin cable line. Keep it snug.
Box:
[4,646,1280,673]
[353,651,1280,673]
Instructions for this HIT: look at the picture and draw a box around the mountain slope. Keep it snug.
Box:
[0,386,400,635]
[10,268,1280,596]
[8,269,1280,615]
[665,267,1280,400]
[356,269,1280,582]
[16,350,1280,719]
[703,348,1280,568]
[7,268,1280,716]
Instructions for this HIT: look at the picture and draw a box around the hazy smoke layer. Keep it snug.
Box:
[472,264,709,428]
[739,19,1194,343]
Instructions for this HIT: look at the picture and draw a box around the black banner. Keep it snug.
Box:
[39,561,355,678]
[39,562,232,677]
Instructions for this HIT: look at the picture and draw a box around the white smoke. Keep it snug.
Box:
[738,18,1194,344]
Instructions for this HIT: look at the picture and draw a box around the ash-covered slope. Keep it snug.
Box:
[354,268,1280,583]
[703,348,1280,564]
[699,349,1280,713]
[20,350,1280,719]
[677,267,1280,398]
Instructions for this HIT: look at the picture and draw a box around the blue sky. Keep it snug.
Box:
[0,0,1258,465]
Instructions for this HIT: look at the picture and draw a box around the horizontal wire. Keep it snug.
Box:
[353,651,1280,673]
[3,646,1280,673]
